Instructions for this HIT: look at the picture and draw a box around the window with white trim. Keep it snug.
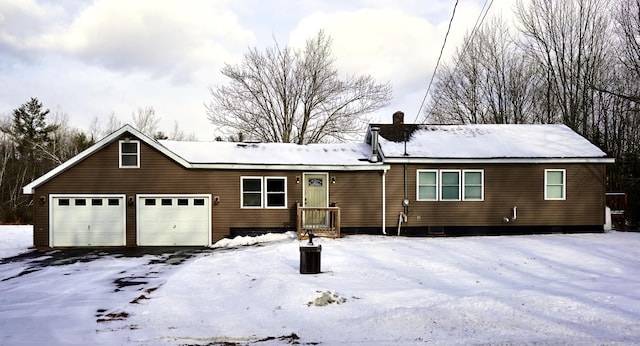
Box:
[265,177,287,207]
[545,169,566,200]
[241,177,263,207]
[241,176,287,208]
[119,140,140,168]
[416,169,484,201]
[463,170,484,201]
[440,170,461,201]
[417,170,438,201]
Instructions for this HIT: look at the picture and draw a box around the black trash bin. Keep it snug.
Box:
[299,244,322,274]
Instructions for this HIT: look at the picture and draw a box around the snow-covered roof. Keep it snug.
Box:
[159,140,381,168]
[377,124,613,163]
[23,123,613,195]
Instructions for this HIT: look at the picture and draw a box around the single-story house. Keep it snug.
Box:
[23,112,614,247]
[368,112,615,236]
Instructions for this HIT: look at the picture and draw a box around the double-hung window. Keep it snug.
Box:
[463,170,484,201]
[265,177,286,207]
[440,170,461,201]
[119,140,140,168]
[241,177,287,208]
[241,177,263,208]
[545,169,566,200]
[417,170,438,201]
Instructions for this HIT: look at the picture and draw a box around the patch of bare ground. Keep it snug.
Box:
[177,333,320,345]
[96,311,129,323]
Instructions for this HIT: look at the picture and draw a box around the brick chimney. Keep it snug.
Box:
[393,111,404,124]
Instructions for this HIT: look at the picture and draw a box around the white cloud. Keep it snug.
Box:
[0,0,526,137]
[286,5,479,122]
[289,8,438,90]
[4,0,255,82]
[0,0,65,52]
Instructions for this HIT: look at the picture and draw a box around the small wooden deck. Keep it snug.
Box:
[296,203,341,240]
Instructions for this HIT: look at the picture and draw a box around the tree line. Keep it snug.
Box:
[425,0,640,228]
[0,98,195,223]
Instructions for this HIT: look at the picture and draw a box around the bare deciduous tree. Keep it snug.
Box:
[425,17,538,125]
[516,0,611,134]
[169,120,197,141]
[132,106,160,137]
[48,110,94,164]
[105,113,124,136]
[617,0,640,81]
[206,30,392,144]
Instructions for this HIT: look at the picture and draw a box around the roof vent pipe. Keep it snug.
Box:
[370,126,380,162]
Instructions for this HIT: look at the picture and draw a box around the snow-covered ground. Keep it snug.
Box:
[1,226,640,345]
[0,225,32,259]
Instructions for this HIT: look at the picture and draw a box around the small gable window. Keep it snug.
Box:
[119,140,140,168]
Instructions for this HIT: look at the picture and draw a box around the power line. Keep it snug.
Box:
[424,0,494,123]
[415,0,495,124]
[414,0,459,123]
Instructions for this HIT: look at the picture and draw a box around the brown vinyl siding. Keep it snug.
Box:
[329,171,383,227]
[385,163,606,229]
[32,135,385,247]
[30,131,608,248]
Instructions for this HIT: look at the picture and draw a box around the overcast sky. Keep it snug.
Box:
[0,0,518,140]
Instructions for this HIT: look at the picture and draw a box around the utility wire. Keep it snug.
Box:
[426,0,494,123]
[414,0,459,123]
[415,0,495,124]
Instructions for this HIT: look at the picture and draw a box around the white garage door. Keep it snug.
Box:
[137,195,211,246]
[50,195,126,247]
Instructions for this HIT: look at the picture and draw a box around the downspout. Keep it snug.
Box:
[382,168,387,235]
[403,163,408,214]
[403,129,409,216]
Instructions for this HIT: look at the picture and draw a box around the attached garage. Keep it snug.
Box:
[50,194,126,247]
[136,194,211,246]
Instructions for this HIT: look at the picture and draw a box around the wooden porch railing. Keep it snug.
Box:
[296,203,341,240]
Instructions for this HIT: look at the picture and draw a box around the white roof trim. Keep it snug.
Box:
[381,157,615,164]
[190,163,390,171]
[23,125,190,194]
